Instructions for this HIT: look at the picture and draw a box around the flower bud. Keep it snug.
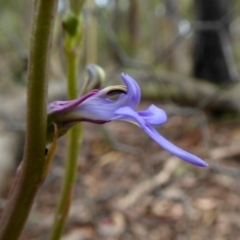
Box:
[62,11,82,37]
[84,64,106,92]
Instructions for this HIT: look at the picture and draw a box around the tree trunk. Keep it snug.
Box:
[192,0,238,83]
[127,0,138,56]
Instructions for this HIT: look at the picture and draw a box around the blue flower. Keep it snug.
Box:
[47,73,208,167]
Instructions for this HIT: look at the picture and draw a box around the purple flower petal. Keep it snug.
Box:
[144,125,208,167]
[47,90,99,115]
[138,105,167,126]
[114,106,146,129]
[47,72,208,168]
[115,106,208,167]
[68,74,141,121]
[121,73,141,109]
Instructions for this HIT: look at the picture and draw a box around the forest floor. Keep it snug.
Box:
[3,101,240,240]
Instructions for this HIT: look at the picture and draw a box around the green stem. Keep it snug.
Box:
[69,0,85,14]
[66,50,79,99]
[48,39,82,240]
[0,0,58,239]
[48,125,82,240]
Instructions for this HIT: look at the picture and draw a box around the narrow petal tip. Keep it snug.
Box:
[196,160,208,168]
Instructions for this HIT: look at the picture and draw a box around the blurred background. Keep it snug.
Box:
[1,0,240,239]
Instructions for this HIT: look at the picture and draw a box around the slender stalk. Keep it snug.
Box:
[48,26,83,240]
[85,0,98,64]
[69,0,85,15]
[48,125,82,240]
[0,0,58,239]
[66,50,79,99]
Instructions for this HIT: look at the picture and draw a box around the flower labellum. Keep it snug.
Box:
[47,74,208,167]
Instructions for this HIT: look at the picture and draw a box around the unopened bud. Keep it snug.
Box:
[62,11,82,37]
[84,64,106,91]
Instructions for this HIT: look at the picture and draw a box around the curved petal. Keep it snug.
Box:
[69,74,142,121]
[138,105,167,126]
[120,73,141,109]
[144,125,208,167]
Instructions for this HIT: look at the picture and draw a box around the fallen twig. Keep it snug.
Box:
[115,157,180,210]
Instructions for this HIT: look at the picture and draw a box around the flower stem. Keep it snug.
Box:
[49,125,82,240]
[0,0,58,239]
[66,50,79,100]
[48,18,83,240]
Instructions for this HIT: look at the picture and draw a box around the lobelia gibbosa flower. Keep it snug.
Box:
[47,73,208,167]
